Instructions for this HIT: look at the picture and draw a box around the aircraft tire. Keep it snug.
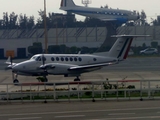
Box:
[74,78,80,81]
[13,79,19,85]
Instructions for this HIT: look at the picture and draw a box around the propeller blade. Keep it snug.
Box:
[10,56,13,65]
[41,54,48,75]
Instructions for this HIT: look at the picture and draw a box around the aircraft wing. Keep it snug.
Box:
[99,18,117,21]
[69,61,118,71]
[39,60,118,72]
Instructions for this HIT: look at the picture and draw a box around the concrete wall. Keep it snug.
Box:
[0,27,106,57]
[1,26,160,57]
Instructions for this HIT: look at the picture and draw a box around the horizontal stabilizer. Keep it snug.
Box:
[111,35,151,38]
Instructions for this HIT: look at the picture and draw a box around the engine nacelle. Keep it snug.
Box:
[47,63,77,75]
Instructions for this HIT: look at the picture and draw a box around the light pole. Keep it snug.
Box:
[44,0,48,53]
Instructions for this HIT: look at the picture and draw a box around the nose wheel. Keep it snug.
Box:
[12,72,19,84]
[13,79,19,84]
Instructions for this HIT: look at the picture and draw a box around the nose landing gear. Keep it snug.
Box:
[12,73,19,84]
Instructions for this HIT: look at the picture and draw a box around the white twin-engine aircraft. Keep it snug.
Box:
[60,0,139,23]
[6,35,148,83]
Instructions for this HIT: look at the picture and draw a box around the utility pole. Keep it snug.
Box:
[44,0,48,53]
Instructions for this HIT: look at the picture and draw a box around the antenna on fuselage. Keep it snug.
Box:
[82,0,92,7]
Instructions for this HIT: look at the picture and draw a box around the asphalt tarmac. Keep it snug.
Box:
[1,101,160,120]
[0,57,160,120]
[1,57,160,82]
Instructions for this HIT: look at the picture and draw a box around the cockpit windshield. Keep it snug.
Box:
[30,55,41,61]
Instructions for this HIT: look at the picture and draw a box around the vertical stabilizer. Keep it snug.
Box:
[60,0,76,8]
[108,35,149,60]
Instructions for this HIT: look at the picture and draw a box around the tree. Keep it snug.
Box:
[28,42,43,55]
[151,41,158,48]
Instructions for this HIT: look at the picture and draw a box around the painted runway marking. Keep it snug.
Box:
[108,113,135,115]
[9,117,41,120]
[55,115,85,118]
[103,115,160,120]
[1,107,160,117]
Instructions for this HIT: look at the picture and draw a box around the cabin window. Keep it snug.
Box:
[51,57,55,61]
[70,57,73,61]
[56,57,59,61]
[61,57,64,61]
[65,57,68,61]
[78,57,82,61]
[93,58,97,61]
[74,57,77,61]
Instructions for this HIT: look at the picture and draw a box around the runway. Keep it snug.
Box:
[1,101,160,120]
[0,57,160,93]
[0,57,160,120]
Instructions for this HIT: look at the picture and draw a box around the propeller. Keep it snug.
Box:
[5,56,15,80]
[10,56,15,81]
[41,54,48,75]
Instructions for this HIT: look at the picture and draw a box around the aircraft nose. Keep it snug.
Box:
[12,64,21,71]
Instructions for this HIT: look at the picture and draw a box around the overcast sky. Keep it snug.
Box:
[0,0,159,22]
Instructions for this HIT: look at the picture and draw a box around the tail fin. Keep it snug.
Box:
[108,35,150,60]
[60,0,76,8]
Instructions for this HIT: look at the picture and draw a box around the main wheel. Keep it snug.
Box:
[13,79,19,85]
[74,78,80,81]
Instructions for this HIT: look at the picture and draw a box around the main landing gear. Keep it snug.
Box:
[43,76,48,82]
[74,76,80,81]
[13,73,19,84]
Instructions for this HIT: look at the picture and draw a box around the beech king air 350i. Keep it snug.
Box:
[60,0,139,23]
[5,35,149,83]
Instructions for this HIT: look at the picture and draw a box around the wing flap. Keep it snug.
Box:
[69,61,118,71]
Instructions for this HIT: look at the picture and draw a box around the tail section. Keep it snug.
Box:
[60,0,76,9]
[108,35,150,60]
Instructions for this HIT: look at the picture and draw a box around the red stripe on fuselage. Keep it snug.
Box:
[123,38,133,59]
